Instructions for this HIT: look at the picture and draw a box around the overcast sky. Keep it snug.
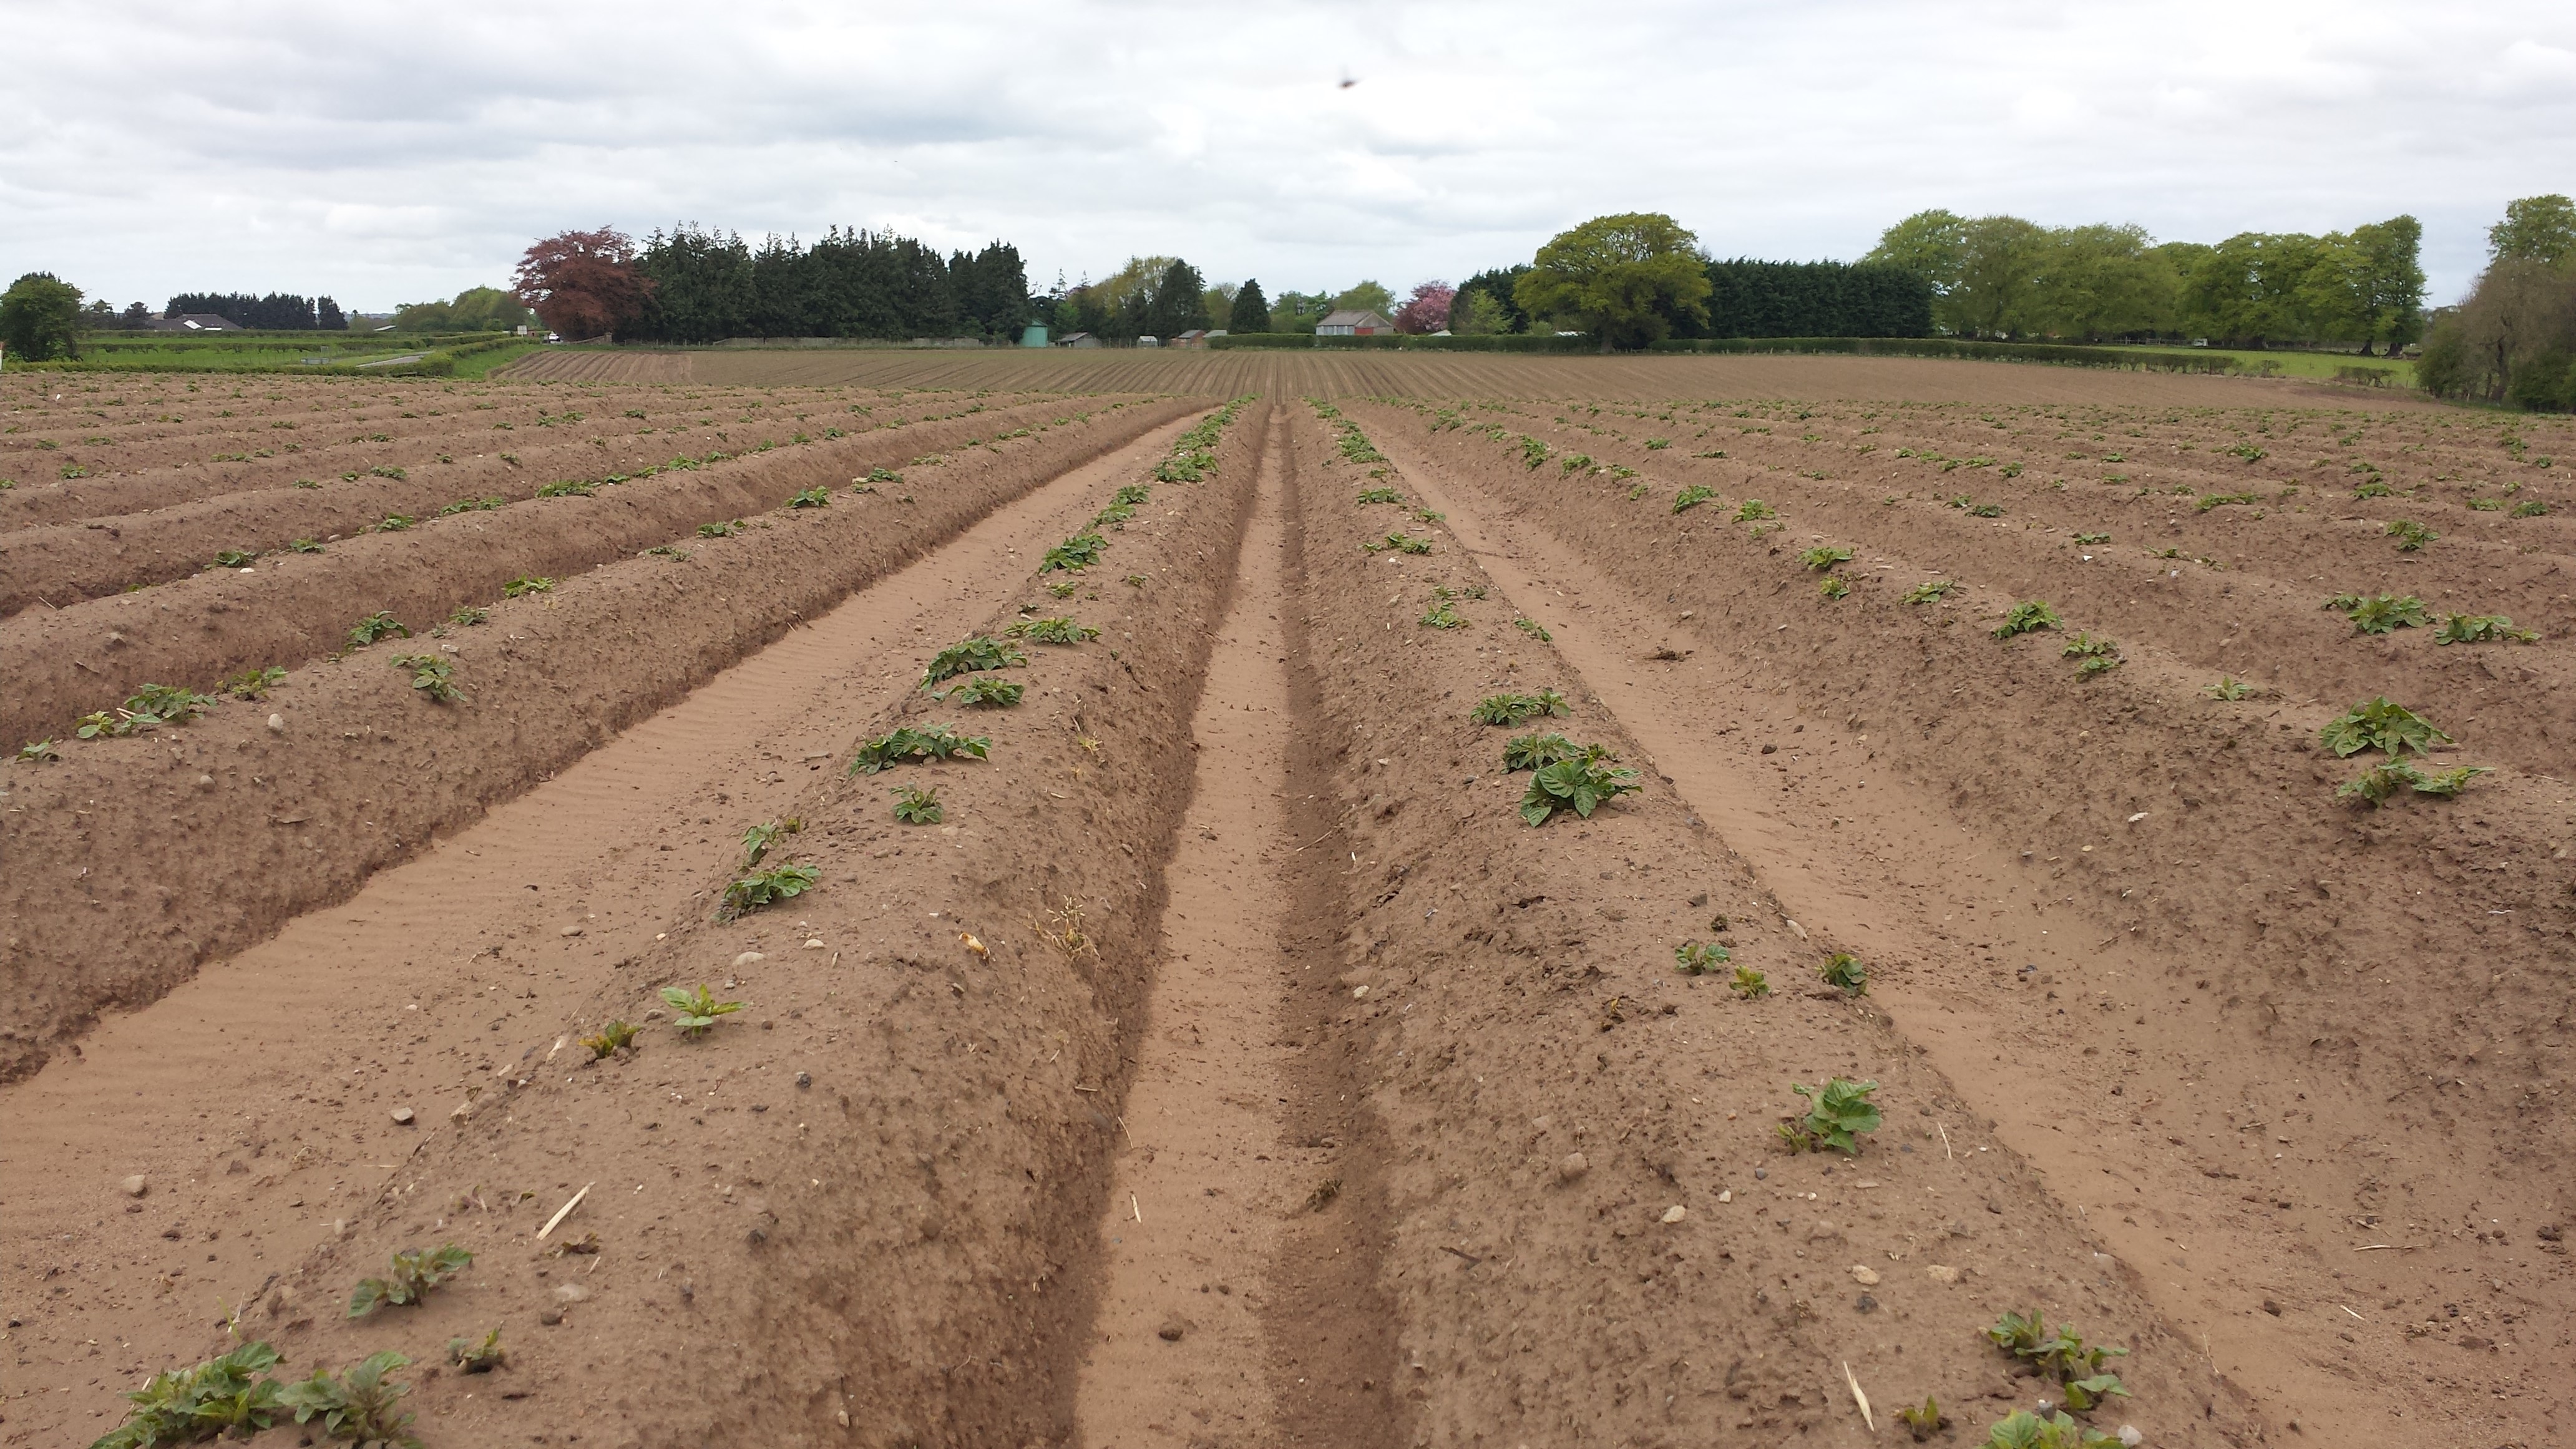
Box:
[6,1,2570,313]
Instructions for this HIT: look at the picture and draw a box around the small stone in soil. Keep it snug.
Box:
[1158,1320,1186,1342]
[120,1174,147,1198]
[390,1108,414,1126]
[539,1308,564,1326]
[1558,1152,1589,1183]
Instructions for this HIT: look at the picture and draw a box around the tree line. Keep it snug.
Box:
[1863,211,2426,353]
[2418,195,2576,411]
[162,293,350,329]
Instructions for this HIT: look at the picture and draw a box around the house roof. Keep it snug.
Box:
[150,314,245,331]
[1319,309,1391,328]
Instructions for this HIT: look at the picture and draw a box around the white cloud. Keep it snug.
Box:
[3,0,2569,310]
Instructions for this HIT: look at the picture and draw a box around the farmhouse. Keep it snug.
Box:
[1315,308,1393,336]
[147,314,247,332]
[1053,331,1099,348]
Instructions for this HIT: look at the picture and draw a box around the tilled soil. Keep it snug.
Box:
[4,363,2566,1449]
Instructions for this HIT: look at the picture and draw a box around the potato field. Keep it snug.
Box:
[2,356,2567,1449]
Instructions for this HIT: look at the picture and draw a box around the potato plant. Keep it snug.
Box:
[1420,600,1467,629]
[2202,676,2258,700]
[1674,940,1731,974]
[1672,484,1715,514]
[1734,499,1776,522]
[2061,633,2122,676]
[1366,532,1433,555]
[2319,696,2448,758]
[789,485,831,507]
[892,784,942,824]
[1902,580,1958,605]
[1513,617,1553,642]
[923,636,1026,685]
[939,676,1024,708]
[582,1019,637,1058]
[223,665,286,700]
[1356,486,1403,505]
[1519,756,1641,826]
[1993,600,2062,638]
[1778,1077,1881,1155]
[2434,613,2539,644]
[348,1244,472,1317]
[2324,592,2426,634]
[1501,731,1604,771]
[1820,951,1868,995]
[90,1339,286,1448]
[447,1329,506,1374]
[849,724,990,774]
[348,611,411,647]
[722,864,818,917]
[2386,518,2437,550]
[1472,690,1571,726]
[1798,545,1853,570]
[390,655,462,703]
[660,982,745,1036]
[502,575,554,598]
[1042,532,1107,571]
[1007,617,1100,645]
[276,1352,417,1447]
[1730,967,1770,998]
[75,683,217,740]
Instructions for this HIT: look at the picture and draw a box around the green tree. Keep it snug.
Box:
[1449,290,1508,334]
[1229,278,1272,333]
[2489,195,2576,266]
[2300,217,2424,354]
[1513,213,1711,350]
[1331,280,1396,318]
[1863,209,1968,307]
[1946,215,2054,338]
[2181,232,2325,346]
[2032,223,2175,339]
[1,272,84,362]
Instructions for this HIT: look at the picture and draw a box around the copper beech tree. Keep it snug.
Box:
[513,228,649,339]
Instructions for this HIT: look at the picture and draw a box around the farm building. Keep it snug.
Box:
[147,314,247,332]
[1316,309,1392,336]
[1053,331,1099,348]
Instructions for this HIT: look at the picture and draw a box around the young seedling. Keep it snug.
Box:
[1356,486,1403,504]
[17,739,60,763]
[1519,756,1641,826]
[581,1020,637,1058]
[212,548,258,568]
[698,519,744,538]
[76,683,217,739]
[2510,499,2549,517]
[1471,690,1572,726]
[2353,479,2393,499]
[1902,580,1958,605]
[438,495,504,515]
[289,537,324,553]
[2318,696,2448,758]
[348,611,411,648]
[1519,436,1551,469]
[1420,601,1467,629]
[1007,617,1101,645]
[1818,575,1850,600]
[1729,966,1770,998]
[2062,633,2121,676]
[939,675,1024,708]
[863,466,902,485]
[660,982,745,1036]
[1042,532,1108,571]
[451,605,490,627]
[850,724,991,773]
[2197,490,2260,511]
[276,1351,417,1448]
[1112,483,1152,505]
[347,1245,472,1317]
[2202,676,2258,700]
[2340,760,2491,806]
[502,575,555,598]
[447,1329,506,1374]
[1820,951,1868,995]
[2434,613,2540,644]
[368,514,415,532]
[1798,545,1853,570]
[1734,499,1777,522]
[1777,1077,1881,1155]
[721,863,818,917]
[1091,502,1134,528]
[892,784,942,824]
[1673,940,1732,975]
[1972,1410,2122,1448]
[1512,617,1553,642]
[223,665,286,700]
[535,479,593,498]
[789,485,831,507]
[1045,580,1078,598]
[391,654,462,703]
[1365,532,1433,554]
[1899,1396,1949,1442]
[1993,600,2061,638]
[1672,484,1716,514]
[2386,518,2437,550]
[2072,531,2110,545]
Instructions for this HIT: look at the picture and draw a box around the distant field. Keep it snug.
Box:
[17,333,539,376]
[2089,343,2413,385]
[505,343,2446,409]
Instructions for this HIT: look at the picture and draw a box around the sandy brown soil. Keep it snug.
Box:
[504,346,2454,412]
[4,359,2565,1449]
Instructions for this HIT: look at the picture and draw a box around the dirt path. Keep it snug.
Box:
[1375,435,2560,1447]
[0,429,1178,1447]
[1073,407,1306,1445]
